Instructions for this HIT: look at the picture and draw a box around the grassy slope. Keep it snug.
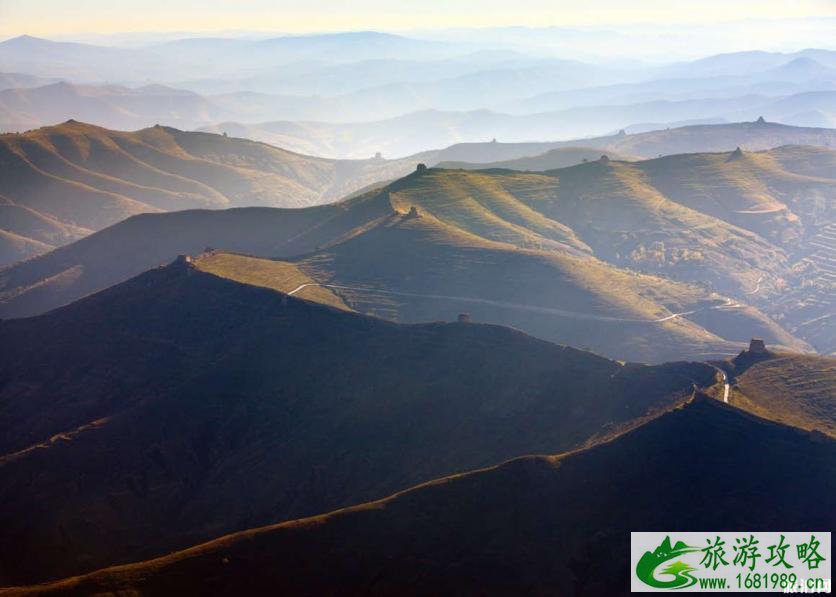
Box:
[371,163,790,297]
[193,252,350,311]
[0,261,714,584]
[288,210,805,362]
[358,157,830,353]
[639,149,836,243]
[729,352,836,437]
[0,121,416,263]
[16,396,833,596]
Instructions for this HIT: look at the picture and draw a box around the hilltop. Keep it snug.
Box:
[0,121,417,265]
[13,395,833,596]
[725,350,836,437]
[0,259,715,584]
[598,119,836,158]
[436,146,636,170]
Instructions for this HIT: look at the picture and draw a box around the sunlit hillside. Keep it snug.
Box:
[0,121,417,264]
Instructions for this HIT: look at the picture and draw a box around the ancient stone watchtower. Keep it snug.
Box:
[748,338,767,354]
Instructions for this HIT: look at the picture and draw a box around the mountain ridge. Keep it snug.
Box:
[0,257,717,584]
[4,145,830,359]
[0,121,420,265]
[7,392,832,596]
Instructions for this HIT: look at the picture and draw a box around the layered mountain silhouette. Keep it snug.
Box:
[0,192,810,362]
[0,258,716,584]
[202,111,836,159]
[0,82,229,131]
[3,36,833,134]
[10,394,833,596]
[5,142,832,358]
[3,119,834,267]
[1,28,835,597]
[411,120,836,165]
[198,219,801,362]
[0,121,418,264]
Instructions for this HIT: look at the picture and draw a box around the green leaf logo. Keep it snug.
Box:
[636,536,701,589]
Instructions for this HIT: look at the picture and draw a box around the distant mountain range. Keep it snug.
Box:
[0,33,463,83]
[0,71,57,91]
[3,78,833,158]
[0,81,228,131]
[423,119,836,165]
[0,34,834,156]
[201,94,836,158]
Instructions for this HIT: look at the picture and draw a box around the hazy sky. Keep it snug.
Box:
[2,0,835,36]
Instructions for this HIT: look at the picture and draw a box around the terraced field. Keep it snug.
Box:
[770,221,836,355]
[809,222,836,287]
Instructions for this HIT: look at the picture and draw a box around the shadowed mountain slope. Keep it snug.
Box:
[0,121,418,264]
[0,260,715,584]
[13,395,834,596]
[0,192,394,319]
